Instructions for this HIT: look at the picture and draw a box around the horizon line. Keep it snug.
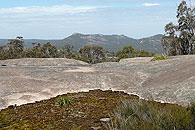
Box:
[0,33,163,40]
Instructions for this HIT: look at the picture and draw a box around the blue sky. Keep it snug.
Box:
[0,0,194,39]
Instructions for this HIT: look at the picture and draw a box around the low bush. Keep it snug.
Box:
[151,54,167,61]
[107,99,195,130]
[57,97,71,106]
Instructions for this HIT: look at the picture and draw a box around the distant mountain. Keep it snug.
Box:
[0,39,9,46]
[0,39,61,49]
[136,34,164,53]
[0,33,164,53]
[56,33,164,53]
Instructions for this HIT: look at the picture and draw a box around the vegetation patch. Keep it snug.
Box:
[107,100,195,130]
[57,97,72,106]
[0,37,155,64]
[161,0,195,56]
[151,54,167,61]
[0,90,194,130]
[0,90,137,130]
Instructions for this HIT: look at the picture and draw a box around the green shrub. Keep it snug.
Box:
[57,97,71,106]
[151,54,167,61]
[107,99,195,130]
[63,97,71,105]
[188,102,195,128]
[57,97,64,106]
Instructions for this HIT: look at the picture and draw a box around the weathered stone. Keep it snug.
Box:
[100,118,110,122]
[0,56,195,109]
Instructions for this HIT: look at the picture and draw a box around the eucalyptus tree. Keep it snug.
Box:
[162,0,195,55]
[78,46,105,64]
[6,36,24,58]
[116,45,135,59]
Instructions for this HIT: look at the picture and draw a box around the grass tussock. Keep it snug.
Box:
[107,100,195,130]
[151,54,167,61]
[57,97,71,106]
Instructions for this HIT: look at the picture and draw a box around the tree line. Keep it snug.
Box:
[1,1,192,62]
[0,36,154,64]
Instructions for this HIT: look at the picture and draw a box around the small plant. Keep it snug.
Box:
[57,97,71,106]
[64,97,71,105]
[151,54,167,61]
[57,97,64,106]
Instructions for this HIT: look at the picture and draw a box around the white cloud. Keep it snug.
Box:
[0,5,101,16]
[0,2,176,39]
[143,3,160,6]
[0,5,107,25]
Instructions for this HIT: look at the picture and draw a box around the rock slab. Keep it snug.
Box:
[0,56,195,109]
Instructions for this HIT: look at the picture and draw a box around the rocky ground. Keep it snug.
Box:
[0,55,195,109]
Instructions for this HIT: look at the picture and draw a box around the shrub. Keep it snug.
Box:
[57,97,64,106]
[188,102,195,128]
[57,97,71,106]
[107,99,195,130]
[63,97,71,105]
[151,54,167,61]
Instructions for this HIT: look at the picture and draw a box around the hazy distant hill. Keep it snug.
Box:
[0,33,164,53]
[0,39,9,46]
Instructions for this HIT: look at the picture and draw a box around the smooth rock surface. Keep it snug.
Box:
[0,56,195,109]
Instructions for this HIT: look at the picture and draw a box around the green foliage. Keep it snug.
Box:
[0,36,24,60]
[57,97,64,106]
[1,90,194,129]
[57,97,71,106]
[188,102,195,128]
[78,46,105,64]
[116,45,154,60]
[151,54,167,61]
[134,50,153,57]
[116,45,135,60]
[59,44,75,58]
[0,38,60,60]
[162,0,195,55]
[107,99,195,130]
[0,37,155,64]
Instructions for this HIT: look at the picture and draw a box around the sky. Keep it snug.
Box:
[0,0,194,39]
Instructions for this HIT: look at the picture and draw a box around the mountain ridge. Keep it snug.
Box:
[0,33,164,53]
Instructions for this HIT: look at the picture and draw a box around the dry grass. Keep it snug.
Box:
[107,99,195,130]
